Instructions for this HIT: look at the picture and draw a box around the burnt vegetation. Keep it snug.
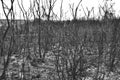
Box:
[0,0,120,80]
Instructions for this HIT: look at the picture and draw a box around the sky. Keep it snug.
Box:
[0,0,120,20]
